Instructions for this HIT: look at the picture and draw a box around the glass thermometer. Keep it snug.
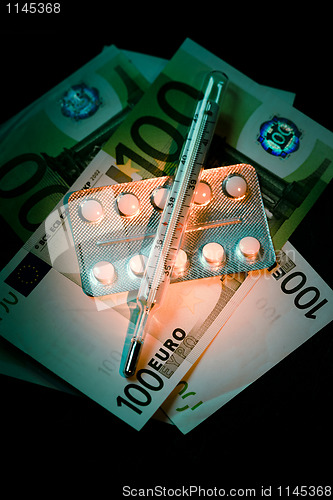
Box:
[123,70,229,377]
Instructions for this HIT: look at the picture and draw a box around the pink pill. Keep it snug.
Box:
[194,182,212,205]
[129,254,147,277]
[202,242,225,265]
[92,261,115,285]
[224,175,247,198]
[238,236,260,258]
[117,193,140,217]
[79,199,104,223]
[151,187,169,210]
[174,249,188,271]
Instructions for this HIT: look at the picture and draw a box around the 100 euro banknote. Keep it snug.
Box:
[0,154,263,430]
[0,45,149,244]
[0,49,297,398]
[1,40,332,429]
[161,241,333,433]
[94,38,333,251]
[78,38,333,428]
[0,49,167,392]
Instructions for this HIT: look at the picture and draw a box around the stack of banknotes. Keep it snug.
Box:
[1,40,332,433]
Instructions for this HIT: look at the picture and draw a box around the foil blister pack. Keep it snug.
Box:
[65,164,276,297]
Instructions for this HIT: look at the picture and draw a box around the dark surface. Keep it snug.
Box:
[0,5,332,493]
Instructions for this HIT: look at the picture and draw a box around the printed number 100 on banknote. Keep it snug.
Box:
[99,39,333,251]
[1,40,333,431]
[87,39,333,428]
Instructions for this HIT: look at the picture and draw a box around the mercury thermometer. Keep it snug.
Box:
[124,71,229,377]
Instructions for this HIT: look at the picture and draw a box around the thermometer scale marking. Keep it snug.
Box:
[144,101,220,305]
[123,71,229,377]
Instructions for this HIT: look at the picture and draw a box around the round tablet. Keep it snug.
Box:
[92,261,115,285]
[202,242,225,265]
[151,187,169,210]
[117,193,140,217]
[238,236,260,259]
[79,199,104,223]
[194,182,212,205]
[224,175,247,198]
[174,249,188,272]
[129,254,147,277]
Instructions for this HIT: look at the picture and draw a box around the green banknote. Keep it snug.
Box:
[0,46,282,430]
[1,40,331,431]
[0,49,167,393]
[96,38,333,250]
[0,45,149,243]
[2,157,331,431]
[0,49,296,399]
[0,156,261,430]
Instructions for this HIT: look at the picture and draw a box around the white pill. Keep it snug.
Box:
[202,242,225,265]
[174,249,188,271]
[117,193,140,217]
[92,261,115,285]
[239,236,260,258]
[79,199,104,223]
[224,175,247,198]
[129,254,147,277]
[151,187,169,210]
[194,182,212,205]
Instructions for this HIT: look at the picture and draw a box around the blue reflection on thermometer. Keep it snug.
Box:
[124,71,229,377]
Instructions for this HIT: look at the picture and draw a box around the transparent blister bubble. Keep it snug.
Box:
[65,164,276,297]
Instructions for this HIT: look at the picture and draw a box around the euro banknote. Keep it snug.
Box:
[0,147,264,430]
[0,45,149,244]
[0,50,296,399]
[161,241,333,433]
[0,49,166,392]
[79,38,333,429]
[1,143,330,431]
[1,38,282,426]
[95,38,333,251]
[1,40,331,431]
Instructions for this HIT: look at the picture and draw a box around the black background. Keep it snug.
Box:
[0,4,332,495]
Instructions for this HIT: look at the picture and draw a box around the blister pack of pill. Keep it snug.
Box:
[64,164,276,297]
